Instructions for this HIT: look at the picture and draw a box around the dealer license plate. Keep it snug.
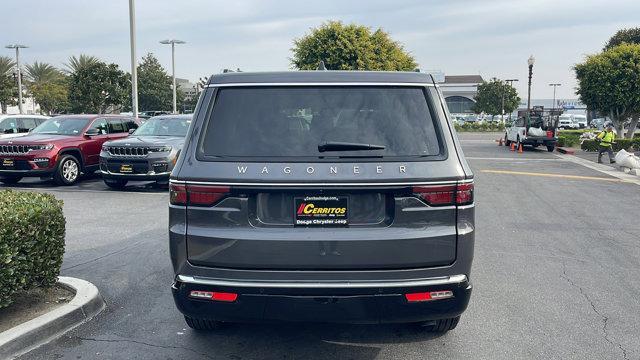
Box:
[295,196,348,227]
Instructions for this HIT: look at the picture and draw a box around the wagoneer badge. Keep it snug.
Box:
[237,165,407,175]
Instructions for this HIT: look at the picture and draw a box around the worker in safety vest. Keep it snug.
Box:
[596,124,616,164]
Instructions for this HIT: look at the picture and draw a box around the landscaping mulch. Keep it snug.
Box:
[0,285,74,333]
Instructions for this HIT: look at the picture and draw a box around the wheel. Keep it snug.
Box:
[431,316,461,332]
[516,137,521,150]
[54,155,81,185]
[547,145,555,152]
[104,179,128,189]
[184,316,224,331]
[504,133,511,146]
[0,176,22,185]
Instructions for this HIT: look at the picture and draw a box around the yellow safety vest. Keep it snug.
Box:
[597,131,615,147]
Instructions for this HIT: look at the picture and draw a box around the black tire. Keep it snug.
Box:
[0,176,22,185]
[184,316,224,331]
[430,316,461,332]
[547,145,555,152]
[53,155,81,186]
[104,179,128,189]
[504,133,511,146]
[516,137,521,150]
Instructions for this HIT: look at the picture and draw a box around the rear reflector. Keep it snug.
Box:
[412,182,474,206]
[405,290,454,302]
[189,290,238,302]
[170,184,231,206]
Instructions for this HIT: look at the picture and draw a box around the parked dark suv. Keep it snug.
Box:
[0,115,138,185]
[169,71,475,332]
[100,114,191,188]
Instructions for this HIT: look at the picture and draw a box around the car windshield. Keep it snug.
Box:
[200,86,442,159]
[133,117,190,137]
[31,117,90,136]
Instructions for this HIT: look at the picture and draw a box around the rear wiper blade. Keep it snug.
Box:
[318,141,385,153]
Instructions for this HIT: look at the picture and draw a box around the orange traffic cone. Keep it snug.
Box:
[518,144,523,153]
[510,143,515,151]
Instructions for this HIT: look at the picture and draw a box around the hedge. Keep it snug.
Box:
[581,138,640,152]
[454,122,506,132]
[557,136,579,148]
[0,190,66,308]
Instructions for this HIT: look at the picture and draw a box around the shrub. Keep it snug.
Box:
[581,138,640,152]
[0,190,66,308]
[454,122,505,132]
[557,136,579,148]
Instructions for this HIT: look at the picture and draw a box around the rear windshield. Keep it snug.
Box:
[199,86,442,160]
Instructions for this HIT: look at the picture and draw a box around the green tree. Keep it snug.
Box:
[65,54,100,74]
[24,62,68,114]
[472,78,520,119]
[68,61,129,113]
[291,21,417,71]
[575,43,640,138]
[138,53,173,111]
[0,56,17,114]
[604,27,640,50]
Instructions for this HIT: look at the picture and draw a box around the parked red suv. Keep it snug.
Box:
[0,115,139,185]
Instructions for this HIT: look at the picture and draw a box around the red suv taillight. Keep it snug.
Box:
[170,184,231,206]
[412,182,474,206]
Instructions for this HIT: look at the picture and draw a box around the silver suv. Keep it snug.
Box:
[169,71,475,332]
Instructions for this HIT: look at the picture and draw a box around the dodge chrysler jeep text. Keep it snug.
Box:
[169,71,475,332]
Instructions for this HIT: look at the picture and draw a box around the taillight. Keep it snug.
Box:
[412,182,474,206]
[189,290,238,302]
[170,184,231,206]
[405,290,454,302]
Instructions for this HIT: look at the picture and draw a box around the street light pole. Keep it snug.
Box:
[549,83,561,130]
[527,55,535,112]
[5,44,28,114]
[160,39,186,114]
[128,0,138,119]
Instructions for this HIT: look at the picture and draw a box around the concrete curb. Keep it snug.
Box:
[0,277,105,360]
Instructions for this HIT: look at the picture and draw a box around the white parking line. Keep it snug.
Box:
[3,187,168,195]
[466,157,562,161]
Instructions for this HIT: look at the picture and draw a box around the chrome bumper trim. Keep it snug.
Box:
[176,274,468,289]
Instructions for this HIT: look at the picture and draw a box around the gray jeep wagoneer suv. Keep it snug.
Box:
[169,71,474,332]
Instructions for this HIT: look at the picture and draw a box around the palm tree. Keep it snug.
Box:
[0,56,17,114]
[0,56,16,77]
[24,61,63,84]
[65,54,100,74]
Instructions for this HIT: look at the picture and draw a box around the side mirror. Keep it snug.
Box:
[84,128,100,137]
[128,128,136,134]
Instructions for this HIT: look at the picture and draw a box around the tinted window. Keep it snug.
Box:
[32,117,91,135]
[19,118,38,132]
[123,118,139,131]
[88,119,108,135]
[200,87,441,159]
[0,117,18,134]
[107,119,125,133]
[133,117,190,137]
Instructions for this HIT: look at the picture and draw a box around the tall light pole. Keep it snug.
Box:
[160,39,186,114]
[5,44,28,114]
[503,78,519,122]
[128,0,139,119]
[526,55,535,112]
[549,83,561,130]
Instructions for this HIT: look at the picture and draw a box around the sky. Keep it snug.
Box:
[2,0,639,100]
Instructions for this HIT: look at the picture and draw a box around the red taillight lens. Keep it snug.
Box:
[405,290,453,302]
[170,184,230,206]
[412,182,474,206]
[189,290,238,302]
[170,184,187,205]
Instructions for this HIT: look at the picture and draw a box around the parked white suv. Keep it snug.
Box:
[0,115,50,139]
[558,114,577,129]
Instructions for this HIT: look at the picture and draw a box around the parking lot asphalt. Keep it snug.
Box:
[12,132,640,360]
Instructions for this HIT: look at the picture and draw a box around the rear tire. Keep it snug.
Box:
[504,133,511,146]
[104,179,128,189]
[54,155,81,186]
[184,316,224,331]
[0,176,22,185]
[431,316,461,332]
[547,145,555,152]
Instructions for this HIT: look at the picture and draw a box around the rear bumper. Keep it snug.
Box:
[100,169,170,181]
[172,274,472,324]
[522,137,557,146]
